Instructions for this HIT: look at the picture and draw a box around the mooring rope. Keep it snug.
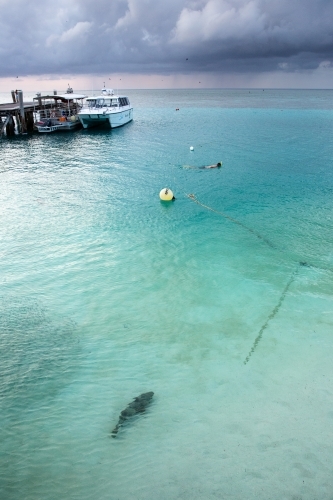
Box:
[186,193,276,249]
[185,193,333,274]
[184,193,332,365]
[243,264,301,365]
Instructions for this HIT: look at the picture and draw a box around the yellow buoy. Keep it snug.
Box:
[159,188,174,201]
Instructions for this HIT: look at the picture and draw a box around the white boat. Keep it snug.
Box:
[78,88,133,129]
[33,92,87,133]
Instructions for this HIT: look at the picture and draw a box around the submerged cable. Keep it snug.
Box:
[184,193,332,365]
[185,194,333,274]
[243,264,300,365]
[186,193,276,249]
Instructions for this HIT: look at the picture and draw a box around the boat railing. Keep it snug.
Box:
[38,103,80,120]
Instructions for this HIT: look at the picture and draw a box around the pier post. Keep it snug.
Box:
[11,90,17,103]
[17,90,27,134]
[15,111,21,134]
[26,111,34,132]
[6,115,15,136]
[0,116,7,136]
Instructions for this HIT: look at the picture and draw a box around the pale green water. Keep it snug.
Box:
[1,89,333,499]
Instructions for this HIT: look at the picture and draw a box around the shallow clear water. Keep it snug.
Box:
[1,89,333,499]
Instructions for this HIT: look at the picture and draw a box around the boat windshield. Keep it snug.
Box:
[86,98,119,108]
[97,98,119,107]
[87,99,96,108]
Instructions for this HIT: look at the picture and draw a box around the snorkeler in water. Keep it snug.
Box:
[200,162,222,169]
[185,162,222,170]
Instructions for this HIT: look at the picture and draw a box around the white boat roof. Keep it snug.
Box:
[86,94,128,100]
[85,88,129,100]
[34,93,87,101]
[57,93,87,100]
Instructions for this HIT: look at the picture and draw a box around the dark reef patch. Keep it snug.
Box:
[0,295,79,405]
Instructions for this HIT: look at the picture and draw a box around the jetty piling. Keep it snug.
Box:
[0,115,12,136]
[0,89,37,137]
[17,90,27,133]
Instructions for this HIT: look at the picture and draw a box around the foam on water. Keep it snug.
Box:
[1,90,333,499]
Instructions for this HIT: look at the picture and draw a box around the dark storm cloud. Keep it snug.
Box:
[0,0,333,77]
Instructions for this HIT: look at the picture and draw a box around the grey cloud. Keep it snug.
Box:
[0,0,332,78]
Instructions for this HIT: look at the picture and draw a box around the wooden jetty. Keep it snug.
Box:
[1,89,86,137]
[0,90,36,136]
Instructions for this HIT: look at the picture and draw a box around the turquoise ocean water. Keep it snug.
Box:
[1,89,333,499]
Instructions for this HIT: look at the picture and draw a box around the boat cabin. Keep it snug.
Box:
[85,97,130,109]
[33,93,87,121]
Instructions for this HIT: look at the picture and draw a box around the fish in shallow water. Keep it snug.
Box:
[111,391,154,437]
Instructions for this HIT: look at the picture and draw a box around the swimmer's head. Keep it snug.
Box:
[217,162,221,167]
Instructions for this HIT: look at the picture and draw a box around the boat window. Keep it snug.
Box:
[96,99,104,108]
[103,99,112,107]
[111,99,118,107]
[88,99,96,108]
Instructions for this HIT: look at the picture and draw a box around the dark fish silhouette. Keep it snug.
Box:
[111,391,154,437]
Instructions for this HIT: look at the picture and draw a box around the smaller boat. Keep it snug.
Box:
[78,88,133,129]
[33,92,87,133]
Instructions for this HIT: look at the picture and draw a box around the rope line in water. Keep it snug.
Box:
[184,194,332,365]
[186,193,276,249]
[243,265,300,365]
[302,262,333,275]
[185,194,333,274]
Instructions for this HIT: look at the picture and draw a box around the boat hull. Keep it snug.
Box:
[78,108,133,129]
[35,119,82,134]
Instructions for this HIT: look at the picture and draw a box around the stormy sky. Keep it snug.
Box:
[1,0,333,89]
